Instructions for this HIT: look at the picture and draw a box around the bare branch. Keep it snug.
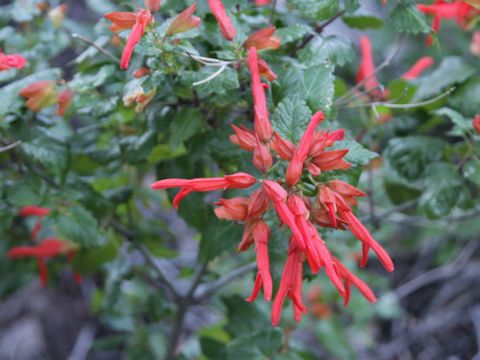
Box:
[71,33,121,65]
[193,64,227,86]
[0,140,21,153]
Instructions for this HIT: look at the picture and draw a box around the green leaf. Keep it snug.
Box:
[463,160,480,185]
[342,13,383,29]
[344,0,360,13]
[6,178,43,207]
[288,0,339,21]
[272,96,312,143]
[412,57,475,101]
[71,237,120,275]
[275,24,311,44]
[200,337,228,360]
[123,130,156,163]
[435,107,471,135]
[293,62,335,115]
[419,163,464,219]
[299,35,355,67]
[170,107,204,149]
[0,68,60,116]
[223,295,269,337]
[331,137,379,166]
[384,179,422,205]
[389,2,431,34]
[21,128,70,178]
[198,216,243,262]
[54,205,103,248]
[181,67,239,96]
[383,136,446,181]
[446,77,480,118]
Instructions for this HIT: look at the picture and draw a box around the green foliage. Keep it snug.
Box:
[389,2,431,34]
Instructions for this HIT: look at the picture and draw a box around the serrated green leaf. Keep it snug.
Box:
[198,216,243,262]
[446,77,480,118]
[299,35,355,67]
[331,138,379,166]
[288,0,339,21]
[419,162,464,219]
[275,24,311,44]
[435,107,470,133]
[463,160,480,185]
[71,237,120,275]
[55,205,102,248]
[293,62,335,114]
[272,96,312,143]
[413,57,475,102]
[389,3,431,34]
[383,136,446,181]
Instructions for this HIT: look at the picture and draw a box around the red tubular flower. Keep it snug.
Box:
[20,206,51,240]
[286,111,325,187]
[145,0,161,13]
[357,36,379,92]
[271,240,307,326]
[230,125,256,151]
[0,49,27,71]
[246,221,273,302]
[207,0,236,41]
[56,89,73,116]
[287,195,345,294]
[151,173,256,209]
[326,180,366,207]
[105,9,153,70]
[473,115,480,133]
[243,27,281,51]
[402,57,434,80]
[337,208,394,272]
[248,47,272,142]
[166,3,201,36]
[270,131,295,161]
[262,180,306,250]
[310,149,352,172]
[253,136,273,172]
[333,257,377,306]
[318,186,337,228]
[214,197,248,221]
[19,80,58,112]
[8,238,79,286]
[255,0,271,5]
[133,67,151,78]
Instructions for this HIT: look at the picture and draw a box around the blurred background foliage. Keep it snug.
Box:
[0,0,479,359]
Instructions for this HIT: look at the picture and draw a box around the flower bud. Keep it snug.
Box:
[262,180,287,203]
[473,115,480,134]
[230,125,256,151]
[56,89,73,116]
[252,220,270,244]
[207,0,236,41]
[247,188,269,220]
[238,221,255,252]
[145,0,161,13]
[19,81,58,112]
[253,137,272,172]
[166,3,201,36]
[270,131,295,161]
[133,67,151,78]
[48,4,67,27]
[214,197,248,221]
[257,57,277,82]
[243,27,281,51]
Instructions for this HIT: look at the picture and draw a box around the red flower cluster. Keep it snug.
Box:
[8,206,82,286]
[417,0,480,45]
[0,49,26,72]
[151,44,394,326]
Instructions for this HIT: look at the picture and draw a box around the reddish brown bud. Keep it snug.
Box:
[19,80,58,112]
[133,67,151,78]
[230,125,256,151]
[56,89,73,116]
[145,0,161,13]
[166,3,201,36]
[252,220,270,244]
[243,27,281,51]
[473,115,480,133]
[214,197,248,221]
[253,137,273,172]
[270,131,295,161]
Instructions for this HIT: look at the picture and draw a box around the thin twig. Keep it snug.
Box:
[194,262,257,302]
[291,9,347,56]
[0,140,21,153]
[345,87,455,110]
[137,244,181,300]
[269,0,278,25]
[193,64,227,86]
[71,33,121,65]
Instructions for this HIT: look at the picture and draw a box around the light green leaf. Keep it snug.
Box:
[299,35,355,67]
[55,205,103,248]
[275,24,311,44]
[389,2,431,34]
[342,13,383,29]
[272,96,312,143]
[331,137,379,166]
[288,0,339,21]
